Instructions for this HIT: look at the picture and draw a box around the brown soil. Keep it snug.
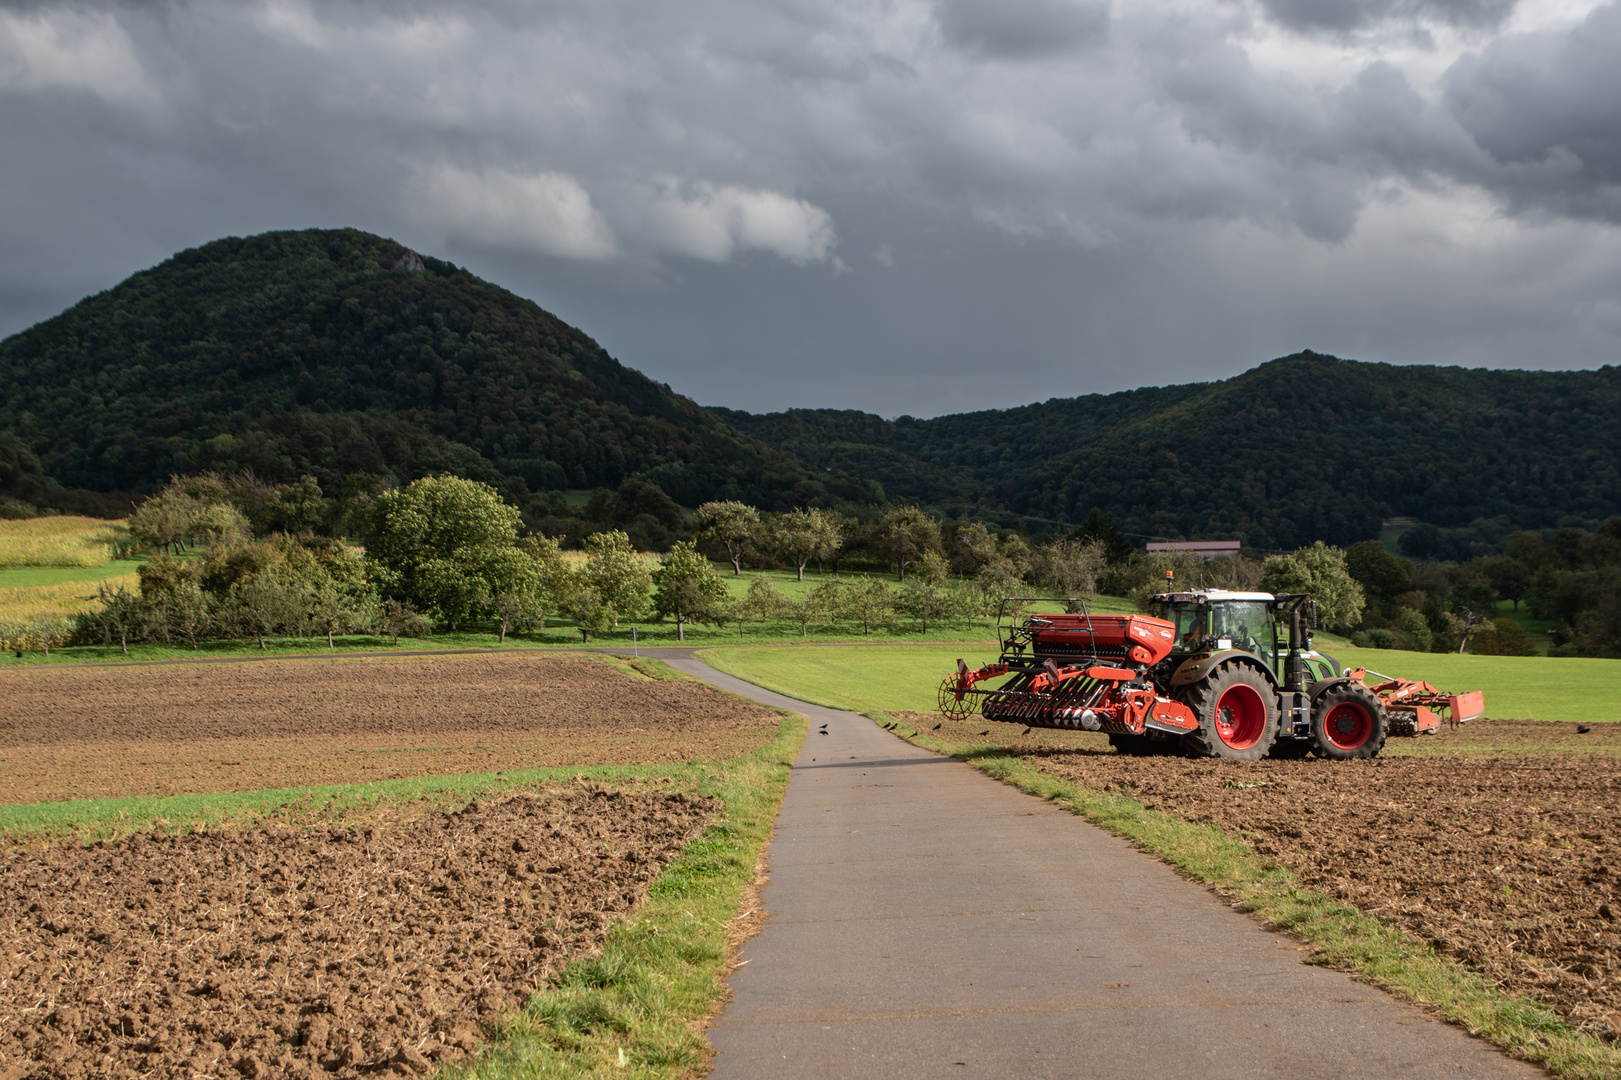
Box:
[0,788,714,1080]
[0,654,778,803]
[893,714,1621,1043]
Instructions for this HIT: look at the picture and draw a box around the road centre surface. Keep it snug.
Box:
[670,655,1547,1080]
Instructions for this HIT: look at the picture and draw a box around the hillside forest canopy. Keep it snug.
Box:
[0,228,1615,554]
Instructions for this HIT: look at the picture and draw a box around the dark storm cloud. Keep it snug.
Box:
[937,0,1109,57]
[0,0,1617,416]
[1258,0,1517,33]
[1444,1,1621,219]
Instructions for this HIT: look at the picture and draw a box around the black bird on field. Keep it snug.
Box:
[818,730,829,736]
[1579,724,1593,734]
[932,723,942,730]
[977,730,989,736]
[1022,727,1032,736]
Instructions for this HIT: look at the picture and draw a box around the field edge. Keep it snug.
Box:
[453,709,807,1080]
[869,712,1621,1080]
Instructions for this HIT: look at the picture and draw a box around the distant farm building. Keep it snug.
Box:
[1145,540,1242,560]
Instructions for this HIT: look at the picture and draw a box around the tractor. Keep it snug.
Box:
[938,589,1485,761]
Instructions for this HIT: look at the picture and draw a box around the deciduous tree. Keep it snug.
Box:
[693,501,760,575]
[769,508,844,581]
[584,529,652,624]
[1261,542,1365,631]
[879,506,940,581]
[364,476,529,629]
[651,541,728,642]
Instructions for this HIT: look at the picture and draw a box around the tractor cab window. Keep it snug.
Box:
[1211,602,1273,662]
[1158,603,1209,647]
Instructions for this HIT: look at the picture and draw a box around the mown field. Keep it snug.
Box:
[704,644,1621,1079]
[0,652,800,1080]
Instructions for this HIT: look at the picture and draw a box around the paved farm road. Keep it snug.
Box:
[663,652,1547,1080]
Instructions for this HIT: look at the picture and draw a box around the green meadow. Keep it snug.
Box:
[702,638,1621,727]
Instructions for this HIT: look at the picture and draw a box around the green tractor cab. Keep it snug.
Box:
[1146,588,1384,759]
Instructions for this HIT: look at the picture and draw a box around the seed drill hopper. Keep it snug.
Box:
[940,593,1485,760]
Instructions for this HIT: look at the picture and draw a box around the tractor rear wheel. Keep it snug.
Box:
[1179,661,1278,761]
[1310,684,1387,759]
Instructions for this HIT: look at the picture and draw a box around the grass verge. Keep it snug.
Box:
[458,712,802,1080]
[871,714,1621,1080]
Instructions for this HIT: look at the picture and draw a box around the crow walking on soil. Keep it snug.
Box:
[1579,724,1592,733]
[932,723,942,730]
[977,730,989,736]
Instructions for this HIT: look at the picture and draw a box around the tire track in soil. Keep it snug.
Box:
[0,788,715,1080]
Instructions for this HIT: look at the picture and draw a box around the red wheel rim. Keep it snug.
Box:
[1324,702,1372,750]
[1214,684,1266,750]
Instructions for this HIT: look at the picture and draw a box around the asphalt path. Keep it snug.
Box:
[666,653,1548,1080]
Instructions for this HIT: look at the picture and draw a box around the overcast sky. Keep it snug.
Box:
[2,0,1618,416]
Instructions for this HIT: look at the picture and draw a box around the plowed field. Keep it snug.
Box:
[902,713,1621,1043]
[0,653,781,1079]
[0,788,714,1080]
[0,653,779,803]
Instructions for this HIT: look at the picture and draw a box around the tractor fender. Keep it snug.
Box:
[1307,675,1354,702]
[1169,650,1278,691]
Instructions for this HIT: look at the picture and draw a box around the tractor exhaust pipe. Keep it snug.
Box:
[1285,609,1307,693]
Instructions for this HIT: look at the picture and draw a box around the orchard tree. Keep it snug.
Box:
[583,529,653,624]
[741,577,790,629]
[652,540,728,642]
[879,506,941,581]
[1031,538,1106,607]
[789,581,844,637]
[769,508,845,581]
[265,475,328,536]
[694,501,760,575]
[843,578,894,634]
[1262,541,1365,631]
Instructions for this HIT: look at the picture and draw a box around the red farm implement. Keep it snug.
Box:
[941,593,1486,761]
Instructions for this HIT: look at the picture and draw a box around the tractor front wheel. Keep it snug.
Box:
[1310,684,1388,759]
[1179,661,1279,761]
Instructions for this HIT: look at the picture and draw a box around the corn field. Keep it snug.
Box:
[0,572,141,650]
[0,517,132,568]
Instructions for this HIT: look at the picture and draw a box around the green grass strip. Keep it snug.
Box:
[875,715,1621,1080]
[452,711,804,1080]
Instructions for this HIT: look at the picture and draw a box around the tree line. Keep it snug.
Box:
[1344,518,1621,657]
[25,471,1377,655]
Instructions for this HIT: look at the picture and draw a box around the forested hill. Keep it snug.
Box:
[0,228,869,509]
[715,354,1621,548]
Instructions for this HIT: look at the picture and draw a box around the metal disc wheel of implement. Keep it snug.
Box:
[1309,683,1388,760]
[936,675,978,721]
[1178,661,1279,762]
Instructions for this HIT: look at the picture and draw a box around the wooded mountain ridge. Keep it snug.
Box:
[717,355,1621,548]
[1,227,1614,549]
[0,228,873,516]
